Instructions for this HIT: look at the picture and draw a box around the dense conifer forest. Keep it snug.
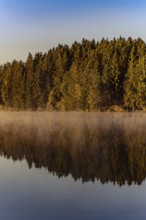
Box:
[0,37,146,111]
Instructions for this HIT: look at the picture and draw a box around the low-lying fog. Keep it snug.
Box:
[0,111,144,143]
[0,111,146,184]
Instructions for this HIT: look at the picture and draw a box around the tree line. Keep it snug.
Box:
[0,37,146,111]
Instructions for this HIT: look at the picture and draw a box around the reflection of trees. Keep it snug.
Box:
[0,112,146,185]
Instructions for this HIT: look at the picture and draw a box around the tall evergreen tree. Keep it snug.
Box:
[87,70,101,111]
[11,60,25,109]
[25,53,34,109]
[1,63,13,107]
[124,46,146,110]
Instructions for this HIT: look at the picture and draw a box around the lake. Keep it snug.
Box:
[0,112,146,220]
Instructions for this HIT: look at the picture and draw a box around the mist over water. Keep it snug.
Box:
[0,112,146,185]
[1,112,146,220]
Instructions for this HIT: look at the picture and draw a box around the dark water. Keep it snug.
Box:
[0,112,146,220]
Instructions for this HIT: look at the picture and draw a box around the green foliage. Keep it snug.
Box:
[87,70,101,111]
[124,45,146,110]
[12,60,25,109]
[1,63,13,107]
[0,37,146,111]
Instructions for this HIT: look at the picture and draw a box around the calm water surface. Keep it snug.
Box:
[0,112,146,220]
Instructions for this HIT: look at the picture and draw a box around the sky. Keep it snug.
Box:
[0,0,146,64]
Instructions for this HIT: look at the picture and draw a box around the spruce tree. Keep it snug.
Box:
[25,53,34,109]
[1,63,13,107]
[124,46,146,110]
[11,60,25,109]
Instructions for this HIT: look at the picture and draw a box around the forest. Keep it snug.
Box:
[0,37,146,111]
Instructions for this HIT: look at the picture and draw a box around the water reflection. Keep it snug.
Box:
[0,112,146,186]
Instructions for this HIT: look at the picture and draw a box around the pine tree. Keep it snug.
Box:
[124,46,146,110]
[25,53,34,109]
[11,60,25,109]
[1,63,13,107]
[47,45,71,110]
[87,70,101,111]
[110,50,121,105]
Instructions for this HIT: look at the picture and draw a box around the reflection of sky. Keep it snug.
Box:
[0,0,146,64]
[0,157,146,220]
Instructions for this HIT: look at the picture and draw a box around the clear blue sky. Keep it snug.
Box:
[0,0,146,64]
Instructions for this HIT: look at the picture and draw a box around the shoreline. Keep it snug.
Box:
[0,105,145,112]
